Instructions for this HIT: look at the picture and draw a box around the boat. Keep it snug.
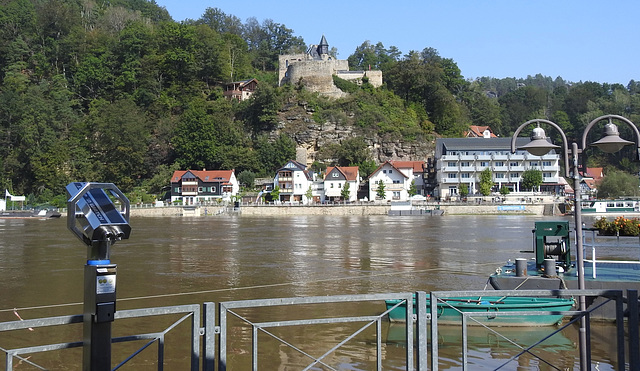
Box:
[581,199,640,215]
[385,295,574,326]
[0,209,61,219]
[488,220,640,320]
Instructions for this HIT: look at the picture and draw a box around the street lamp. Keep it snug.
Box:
[511,114,640,370]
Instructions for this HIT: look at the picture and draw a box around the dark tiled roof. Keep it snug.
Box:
[434,137,549,158]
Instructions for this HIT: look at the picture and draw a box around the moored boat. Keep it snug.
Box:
[385,295,574,326]
[581,199,640,215]
[489,220,640,320]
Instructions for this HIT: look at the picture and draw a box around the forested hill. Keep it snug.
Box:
[1,0,639,206]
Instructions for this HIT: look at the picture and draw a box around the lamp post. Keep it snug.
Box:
[511,114,640,371]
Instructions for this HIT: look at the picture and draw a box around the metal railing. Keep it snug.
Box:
[582,228,640,278]
[1,290,639,370]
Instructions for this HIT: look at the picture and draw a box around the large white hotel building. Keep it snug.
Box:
[434,137,562,199]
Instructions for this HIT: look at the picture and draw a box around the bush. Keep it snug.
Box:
[593,216,640,236]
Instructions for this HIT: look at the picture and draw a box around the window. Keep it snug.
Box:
[448,162,456,167]
[393,180,401,184]
[175,187,180,193]
[460,162,470,167]
[332,172,339,177]
[211,186,216,193]
[480,162,489,167]
[383,170,387,174]
[389,170,393,174]
[510,162,519,167]
[530,162,539,167]
[495,173,505,179]
[461,173,470,178]
[338,183,342,188]
[543,161,552,167]
[449,186,457,194]
[448,173,457,178]
[330,183,334,188]
[198,187,203,192]
[495,161,504,167]
[510,173,519,178]
[543,172,552,178]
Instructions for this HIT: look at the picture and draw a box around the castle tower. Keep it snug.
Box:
[317,35,329,56]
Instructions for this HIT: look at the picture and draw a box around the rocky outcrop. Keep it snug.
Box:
[272,101,433,165]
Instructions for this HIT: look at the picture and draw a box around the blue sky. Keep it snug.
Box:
[154,0,639,85]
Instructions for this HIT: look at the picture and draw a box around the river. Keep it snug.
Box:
[0,215,623,370]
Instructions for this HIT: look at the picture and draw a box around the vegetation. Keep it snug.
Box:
[479,168,493,196]
[593,216,640,236]
[597,169,639,198]
[521,169,543,191]
[458,183,468,197]
[1,1,639,206]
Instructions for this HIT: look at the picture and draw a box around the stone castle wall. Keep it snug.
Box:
[278,53,382,98]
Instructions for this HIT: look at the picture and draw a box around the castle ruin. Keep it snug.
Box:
[278,36,382,98]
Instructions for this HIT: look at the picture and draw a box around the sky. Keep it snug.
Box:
[154,0,639,85]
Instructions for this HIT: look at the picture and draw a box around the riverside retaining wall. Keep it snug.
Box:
[127,203,554,217]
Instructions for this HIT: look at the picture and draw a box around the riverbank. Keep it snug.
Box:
[127,202,559,217]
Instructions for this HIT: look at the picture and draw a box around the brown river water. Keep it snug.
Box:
[0,215,624,370]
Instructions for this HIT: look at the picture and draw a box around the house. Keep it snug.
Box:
[324,166,360,202]
[273,160,315,203]
[367,161,411,201]
[580,167,604,199]
[433,137,562,199]
[223,78,258,101]
[170,169,239,205]
[464,125,497,138]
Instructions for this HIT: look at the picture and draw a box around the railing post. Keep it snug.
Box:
[415,291,428,370]
[628,290,639,369]
[203,302,216,371]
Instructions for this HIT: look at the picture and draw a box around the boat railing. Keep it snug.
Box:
[582,228,640,278]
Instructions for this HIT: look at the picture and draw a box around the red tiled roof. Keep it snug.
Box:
[171,169,234,183]
[389,161,425,172]
[326,166,359,181]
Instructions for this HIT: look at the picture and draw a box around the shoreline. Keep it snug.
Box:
[126,202,558,217]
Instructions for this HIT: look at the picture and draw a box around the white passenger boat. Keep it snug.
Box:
[581,199,640,215]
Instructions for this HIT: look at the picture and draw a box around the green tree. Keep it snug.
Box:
[500,186,511,196]
[305,185,313,203]
[458,183,469,198]
[597,170,639,198]
[340,181,351,201]
[479,168,493,196]
[408,180,418,197]
[376,180,386,200]
[237,170,256,189]
[269,185,280,202]
[521,169,543,191]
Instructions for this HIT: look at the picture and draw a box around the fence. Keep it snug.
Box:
[1,289,638,370]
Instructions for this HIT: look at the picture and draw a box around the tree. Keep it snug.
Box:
[479,168,493,196]
[340,182,351,201]
[458,183,469,198]
[237,170,256,189]
[376,180,386,200]
[269,185,280,202]
[597,170,639,198]
[305,185,313,204]
[500,186,511,196]
[521,169,543,191]
[408,180,418,197]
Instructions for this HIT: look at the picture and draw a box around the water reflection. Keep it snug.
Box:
[0,215,624,369]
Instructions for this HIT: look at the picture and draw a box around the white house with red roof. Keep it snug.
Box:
[368,160,425,201]
[324,166,360,202]
[170,169,239,205]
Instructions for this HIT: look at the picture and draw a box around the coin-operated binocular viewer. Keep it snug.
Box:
[66,182,131,371]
